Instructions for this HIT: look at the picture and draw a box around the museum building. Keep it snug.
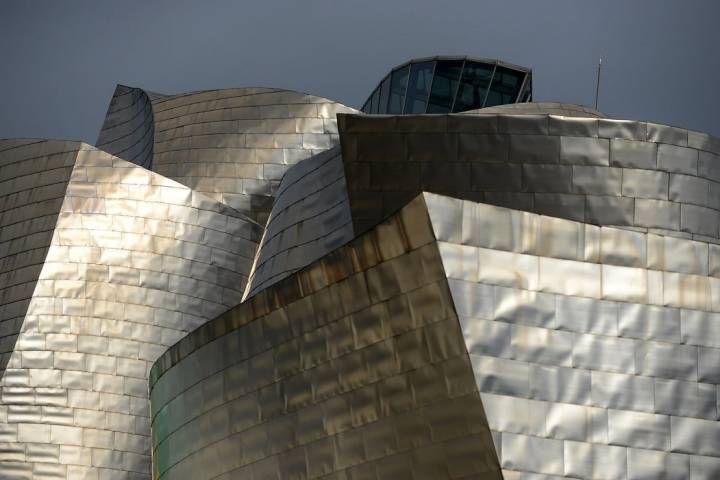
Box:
[1,56,720,479]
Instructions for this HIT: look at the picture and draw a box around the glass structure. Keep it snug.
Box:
[361,56,532,114]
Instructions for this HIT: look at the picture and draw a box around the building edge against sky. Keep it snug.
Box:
[1,55,720,479]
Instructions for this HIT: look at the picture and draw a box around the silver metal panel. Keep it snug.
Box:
[621,169,669,200]
[426,193,720,478]
[572,166,621,195]
[657,144,698,175]
[560,137,610,166]
[556,295,618,336]
[501,432,564,475]
[609,139,656,169]
[607,409,670,450]
[634,198,680,230]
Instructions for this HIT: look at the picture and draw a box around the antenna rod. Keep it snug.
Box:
[595,58,602,110]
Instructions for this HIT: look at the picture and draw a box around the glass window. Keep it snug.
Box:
[426,60,464,113]
[377,75,391,114]
[452,62,494,112]
[387,65,410,114]
[369,87,381,114]
[485,66,525,106]
[403,61,435,114]
[361,98,371,113]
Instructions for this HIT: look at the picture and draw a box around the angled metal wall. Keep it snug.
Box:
[426,192,720,478]
[97,85,158,170]
[149,196,501,480]
[97,86,357,225]
[0,140,80,377]
[0,143,261,479]
[243,146,354,298]
[338,113,720,240]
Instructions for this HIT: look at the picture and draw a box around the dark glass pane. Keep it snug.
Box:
[403,61,435,114]
[369,87,381,114]
[387,65,410,114]
[377,75,391,114]
[452,62,494,112]
[361,98,371,113]
[426,60,464,113]
[485,66,525,106]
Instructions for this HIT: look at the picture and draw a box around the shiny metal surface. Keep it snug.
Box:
[98,86,357,224]
[430,193,720,479]
[243,146,354,298]
[338,113,720,240]
[0,140,80,377]
[465,102,606,118]
[149,195,501,479]
[8,70,720,480]
[0,142,261,478]
[97,85,162,170]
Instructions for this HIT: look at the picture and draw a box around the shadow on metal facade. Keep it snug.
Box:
[97,86,357,225]
[150,195,501,479]
[2,64,720,479]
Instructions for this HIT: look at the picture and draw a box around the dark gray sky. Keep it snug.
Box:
[1,0,718,143]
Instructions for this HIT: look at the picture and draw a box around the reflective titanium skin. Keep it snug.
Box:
[428,193,720,478]
[149,195,502,480]
[338,113,720,239]
[0,140,80,377]
[0,142,261,479]
[150,107,720,479]
[96,85,160,170]
[97,87,357,225]
[243,146,354,298]
[4,73,720,480]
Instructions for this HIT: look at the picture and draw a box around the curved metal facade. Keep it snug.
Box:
[243,146,353,298]
[149,195,502,479]
[0,142,261,479]
[0,140,80,378]
[97,86,357,224]
[97,85,159,170]
[3,57,720,480]
[361,56,532,114]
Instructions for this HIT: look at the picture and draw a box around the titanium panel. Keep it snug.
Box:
[149,195,502,480]
[0,140,79,378]
[243,147,354,297]
[98,86,357,224]
[0,142,261,479]
[428,193,720,479]
[96,85,160,170]
[339,113,720,240]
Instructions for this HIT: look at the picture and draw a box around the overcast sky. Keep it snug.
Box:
[1,0,718,143]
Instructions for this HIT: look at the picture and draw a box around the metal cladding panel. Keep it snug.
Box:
[149,195,502,480]
[96,85,159,170]
[147,88,356,224]
[0,140,80,378]
[338,113,720,241]
[0,143,261,479]
[428,193,720,479]
[243,146,354,299]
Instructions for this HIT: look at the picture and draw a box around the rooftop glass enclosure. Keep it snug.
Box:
[361,56,532,114]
